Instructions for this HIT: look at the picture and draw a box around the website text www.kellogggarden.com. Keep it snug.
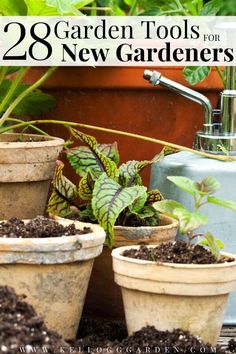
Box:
[17,345,219,353]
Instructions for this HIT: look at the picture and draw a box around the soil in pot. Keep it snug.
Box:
[0,285,69,353]
[62,210,159,227]
[228,339,236,353]
[0,216,91,238]
[73,320,228,354]
[0,217,104,340]
[58,210,178,320]
[122,240,235,264]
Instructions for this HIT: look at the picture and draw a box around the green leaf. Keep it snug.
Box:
[47,191,72,217]
[217,144,230,156]
[119,160,142,187]
[200,237,224,251]
[162,146,180,157]
[13,91,55,116]
[201,232,222,260]
[129,189,147,214]
[118,147,173,188]
[6,67,21,75]
[70,129,119,180]
[167,176,200,196]
[207,196,236,212]
[46,0,93,14]
[183,66,211,86]
[128,205,159,226]
[47,162,79,216]
[67,142,119,178]
[153,199,184,218]
[92,173,147,247]
[0,0,27,15]
[200,0,221,15]
[199,177,221,195]
[131,205,156,219]
[138,6,162,15]
[147,189,164,203]
[24,0,61,15]
[174,208,208,234]
[218,0,236,15]
[0,80,55,116]
[78,172,94,201]
[78,205,97,222]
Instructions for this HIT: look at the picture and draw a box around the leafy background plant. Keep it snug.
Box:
[48,128,178,246]
[154,176,236,259]
[0,67,56,134]
[1,0,235,18]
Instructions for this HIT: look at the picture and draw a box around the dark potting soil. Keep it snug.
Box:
[73,322,227,354]
[0,216,91,238]
[228,339,236,353]
[67,211,157,227]
[122,240,235,265]
[0,286,69,354]
[77,317,128,342]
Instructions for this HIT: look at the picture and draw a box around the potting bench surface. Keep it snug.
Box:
[219,326,236,346]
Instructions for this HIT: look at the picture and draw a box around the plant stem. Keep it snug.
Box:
[174,0,188,15]
[75,123,236,162]
[21,125,49,135]
[91,1,97,16]
[129,0,138,15]
[0,67,8,88]
[1,119,236,162]
[0,67,30,115]
[215,66,225,87]
[0,67,57,127]
[81,6,111,11]
[6,117,49,135]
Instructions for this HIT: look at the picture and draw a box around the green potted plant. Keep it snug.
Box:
[48,128,179,247]
[112,175,236,345]
[47,128,179,318]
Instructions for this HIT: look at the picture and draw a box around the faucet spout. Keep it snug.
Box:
[144,70,213,134]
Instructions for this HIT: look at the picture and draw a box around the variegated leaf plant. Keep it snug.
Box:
[48,128,178,247]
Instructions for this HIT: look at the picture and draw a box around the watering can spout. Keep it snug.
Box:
[143,70,213,135]
[143,69,236,155]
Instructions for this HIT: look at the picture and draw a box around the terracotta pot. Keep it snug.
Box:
[83,215,178,319]
[0,219,105,340]
[0,133,64,220]
[25,67,223,187]
[112,245,236,345]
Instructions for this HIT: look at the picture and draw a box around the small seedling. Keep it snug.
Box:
[154,176,236,260]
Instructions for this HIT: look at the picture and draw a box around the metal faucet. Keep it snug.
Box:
[143,68,236,155]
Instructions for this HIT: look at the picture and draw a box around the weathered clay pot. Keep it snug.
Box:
[0,219,105,340]
[112,245,236,345]
[83,215,178,319]
[0,133,64,220]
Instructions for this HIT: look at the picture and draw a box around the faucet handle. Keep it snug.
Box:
[143,70,161,85]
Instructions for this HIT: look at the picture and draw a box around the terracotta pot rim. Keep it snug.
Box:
[0,219,105,250]
[112,245,236,269]
[114,214,178,231]
[0,133,64,149]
